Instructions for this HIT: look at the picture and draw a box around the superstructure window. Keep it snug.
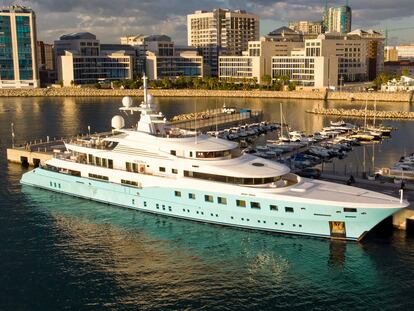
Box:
[172,169,178,174]
[218,197,227,205]
[270,205,278,211]
[251,202,261,209]
[121,179,139,187]
[285,207,294,213]
[170,150,176,156]
[183,170,280,185]
[205,195,214,202]
[88,173,109,181]
[159,167,166,172]
[108,159,113,169]
[236,200,246,207]
[174,191,181,197]
[189,193,196,199]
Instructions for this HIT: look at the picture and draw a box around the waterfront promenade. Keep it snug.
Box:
[0,87,412,102]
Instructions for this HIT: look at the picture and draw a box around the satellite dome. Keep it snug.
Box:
[111,115,125,129]
[122,96,133,108]
[147,94,154,103]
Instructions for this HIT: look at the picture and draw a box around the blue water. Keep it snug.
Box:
[1,97,414,310]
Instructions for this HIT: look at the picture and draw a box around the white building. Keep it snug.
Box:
[0,6,39,88]
[146,50,203,80]
[219,38,303,84]
[58,51,133,86]
[381,76,414,92]
[272,56,338,89]
[187,8,259,76]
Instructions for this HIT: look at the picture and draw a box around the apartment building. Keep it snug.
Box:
[0,6,39,88]
[326,6,352,34]
[187,8,259,76]
[288,21,323,35]
[385,45,414,61]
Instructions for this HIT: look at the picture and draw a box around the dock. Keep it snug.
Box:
[307,107,414,120]
[170,108,263,132]
[7,138,65,167]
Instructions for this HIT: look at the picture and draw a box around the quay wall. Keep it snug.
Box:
[0,88,411,102]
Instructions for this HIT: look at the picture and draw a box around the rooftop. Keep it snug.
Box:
[59,32,97,40]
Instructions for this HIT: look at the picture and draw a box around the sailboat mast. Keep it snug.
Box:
[280,102,283,138]
[364,99,368,130]
[143,73,148,105]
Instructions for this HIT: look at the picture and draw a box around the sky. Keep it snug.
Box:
[14,0,414,45]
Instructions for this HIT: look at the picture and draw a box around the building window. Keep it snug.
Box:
[205,195,214,202]
[189,193,196,199]
[270,205,278,211]
[172,168,178,174]
[174,191,181,197]
[159,167,166,172]
[218,197,227,205]
[285,207,294,213]
[236,200,246,207]
[251,202,261,209]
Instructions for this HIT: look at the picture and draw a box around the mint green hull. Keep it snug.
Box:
[21,168,400,241]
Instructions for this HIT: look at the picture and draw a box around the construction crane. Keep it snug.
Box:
[380,27,414,46]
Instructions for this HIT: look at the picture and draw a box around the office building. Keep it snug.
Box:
[272,56,338,89]
[37,41,56,85]
[187,8,259,76]
[56,32,133,86]
[219,38,303,84]
[326,6,352,33]
[58,51,133,86]
[0,6,39,88]
[348,29,384,80]
[145,43,203,80]
[288,21,323,35]
[37,41,54,70]
[384,61,414,77]
[266,26,303,42]
[270,32,370,88]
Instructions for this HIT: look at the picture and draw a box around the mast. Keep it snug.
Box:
[373,99,377,127]
[364,99,368,130]
[143,73,148,106]
[280,102,283,138]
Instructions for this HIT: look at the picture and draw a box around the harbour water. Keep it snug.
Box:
[1,97,414,310]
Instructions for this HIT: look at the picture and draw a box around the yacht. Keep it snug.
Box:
[20,77,409,241]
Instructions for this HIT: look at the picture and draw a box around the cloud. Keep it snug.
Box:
[23,0,414,44]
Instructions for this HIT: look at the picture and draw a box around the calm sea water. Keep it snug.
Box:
[1,97,414,310]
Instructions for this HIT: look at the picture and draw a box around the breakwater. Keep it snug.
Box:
[0,87,412,102]
[307,107,414,120]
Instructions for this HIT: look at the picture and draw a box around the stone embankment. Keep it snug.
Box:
[307,107,414,120]
[0,87,411,102]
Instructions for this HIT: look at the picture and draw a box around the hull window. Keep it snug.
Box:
[329,221,346,238]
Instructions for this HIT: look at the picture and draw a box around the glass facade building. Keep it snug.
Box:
[0,6,39,88]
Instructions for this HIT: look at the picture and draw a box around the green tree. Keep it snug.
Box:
[402,68,410,77]
[261,74,272,86]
